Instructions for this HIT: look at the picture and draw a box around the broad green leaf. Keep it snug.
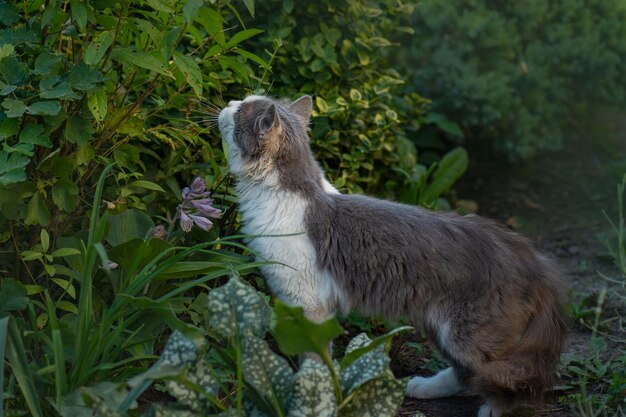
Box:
[106,208,155,246]
[146,0,175,13]
[110,48,170,76]
[33,51,61,75]
[195,8,225,37]
[113,143,144,170]
[25,191,50,226]
[65,116,94,145]
[207,275,272,338]
[0,2,19,26]
[84,31,114,65]
[339,374,405,417]
[20,123,52,148]
[315,97,329,114]
[183,0,203,24]
[0,117,17,139]
[76,144,94,165]
[340,333,389,394]
[68,63,105,90]
[20,250,43,261]
[340,326,412,368]
[272,301,343,356]
[0,278,28,312]
[234,48,270,69]
[39,78,80,100]
[173,52,202,98]
[27,101,61,116]
[87,89,107,122]
[422,147,468,203]
[0,44,14,60]
[0,150,28,185]
[60,382,129,417]
[286,359,336,417]
[2,98,26,118]
[51,178,79,212]
[242,336,293,406]
[108,238,171,274]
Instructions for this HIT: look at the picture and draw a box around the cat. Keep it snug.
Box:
[218,95,567,417]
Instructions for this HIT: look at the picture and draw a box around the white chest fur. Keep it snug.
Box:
[236,180,343,319]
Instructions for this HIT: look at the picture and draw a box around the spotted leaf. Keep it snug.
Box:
[286,359,337,417]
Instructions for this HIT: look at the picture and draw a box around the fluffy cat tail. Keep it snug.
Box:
[474,288,567,399]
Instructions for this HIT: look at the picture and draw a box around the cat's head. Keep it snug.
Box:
[218,95,315,186]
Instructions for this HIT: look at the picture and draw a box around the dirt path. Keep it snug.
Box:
[395,113,626,417]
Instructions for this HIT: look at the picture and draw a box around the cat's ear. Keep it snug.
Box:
[290,95,312,120]
[259,104,280,138]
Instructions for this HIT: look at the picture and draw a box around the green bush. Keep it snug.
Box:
[248,0,439,196]
[400,0,626,158]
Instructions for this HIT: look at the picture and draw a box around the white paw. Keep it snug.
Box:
[405,368,462,399]
[477,402,505,417]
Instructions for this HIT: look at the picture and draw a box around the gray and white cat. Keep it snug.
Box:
[218,95,567,417]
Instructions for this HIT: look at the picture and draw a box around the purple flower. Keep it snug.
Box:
[179,209,193,232]
[190,177,206,195]
[153,225,167,239]
[191,198,222,218]
[178,176,222,233]
[188,213,213,231]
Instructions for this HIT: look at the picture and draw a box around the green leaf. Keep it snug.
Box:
[68,63,105,90]
[340,333,389,394]
[25,191,50,226]
[207,276,272,338]
[0,278,28,312]
[51,178,79,212]
[0,43,14,60]
[111,48,170,76]
[20,123,52,148]
[315,97,329,114]
[106,209,155,246]
[242,336,293,407]
[234,48,270,69]
[51,278,77,299]
[224,28,263,49]
[340,326,412,369]
[1,98,27,118]
[84,31,114,65]
[0,150,28,186]
[41,228,50,252]
[39,78,81,100]
[87,89,107,122]
[272,301,343,356]
[0,2,20,26]
[146,0,175,13]
[339,374,405,417]
[33,51,61,75]
[65,116,94,144]
[183,0,203,24]
[173,52,203,98]
[27,101,61,116]
[422,147,468,203]
[285,359,336,417]
[129,180,165,192]
[51,247,82,257]
[70,0,88,32]
[242,0,255,17]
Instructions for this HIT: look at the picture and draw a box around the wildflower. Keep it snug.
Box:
[178,176,222,232]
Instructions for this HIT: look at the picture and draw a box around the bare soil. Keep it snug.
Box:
[394,114,626,417]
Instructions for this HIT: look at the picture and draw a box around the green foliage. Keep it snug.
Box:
[82,276,410,417]
[247,1,462,199]
[400,0,626,158]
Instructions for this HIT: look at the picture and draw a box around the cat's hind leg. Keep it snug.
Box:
[406,367,463,399]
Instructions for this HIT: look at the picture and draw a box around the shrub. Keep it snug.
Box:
[400,0,626,158]
[248,1,437,196]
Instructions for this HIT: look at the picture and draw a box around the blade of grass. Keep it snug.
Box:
[1,316,8,417]
[6,318,43,417]
[45,291,67,406]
